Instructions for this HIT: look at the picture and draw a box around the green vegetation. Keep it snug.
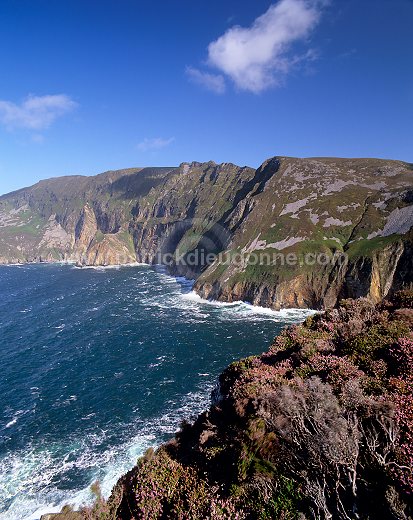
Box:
[346,234,401,258]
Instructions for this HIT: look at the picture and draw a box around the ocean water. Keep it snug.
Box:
[0,264,315,520]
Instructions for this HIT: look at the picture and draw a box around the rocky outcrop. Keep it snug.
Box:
[0,157,413,308]
[40,511,82,520]
[74,204,98,256]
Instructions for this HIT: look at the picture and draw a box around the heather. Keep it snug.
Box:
[83,291,413,519]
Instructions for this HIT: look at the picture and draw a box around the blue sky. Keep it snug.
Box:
[0,0,412,195]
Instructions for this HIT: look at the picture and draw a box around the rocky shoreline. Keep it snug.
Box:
[40,290,413,519]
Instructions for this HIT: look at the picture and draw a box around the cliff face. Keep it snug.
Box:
[82,292,412,520]
[0,167,174,266]
[193,157,413,309]
[194,238,411,309]
[1,157,413,309]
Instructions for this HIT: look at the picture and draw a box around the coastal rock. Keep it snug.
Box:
[74,204,98,255]
[40,505,82,519]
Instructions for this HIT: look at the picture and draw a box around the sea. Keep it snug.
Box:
[0,263,315,519]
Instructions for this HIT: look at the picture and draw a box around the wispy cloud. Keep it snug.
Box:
[186,66,226,94]
[31,133,46,144]
[191,0,328,94]
[0,94,78,130]
[137,137,175,152]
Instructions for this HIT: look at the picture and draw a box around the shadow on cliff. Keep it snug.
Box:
[108,167,178,200]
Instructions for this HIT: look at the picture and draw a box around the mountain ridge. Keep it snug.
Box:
[1,156,412,309]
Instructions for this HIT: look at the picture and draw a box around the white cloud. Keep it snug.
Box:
[186,66,226,94]
[0,94,78,130]
[206,0,328,93]
[137,137,175,152]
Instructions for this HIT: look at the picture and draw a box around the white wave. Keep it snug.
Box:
[5,418,17,429]
[3,409,30,431]
[71,262,148,271]
[151,267,318,320]
[181,291,241,307]
[54,324,65,330]
[231,302,317,319]
[0,381,214,520]
[179,290,317,322]
[138,270,317,323]
[1,262,59,268]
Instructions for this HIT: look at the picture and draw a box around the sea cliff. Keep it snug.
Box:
[1,157,413,310]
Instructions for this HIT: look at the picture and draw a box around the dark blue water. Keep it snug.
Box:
[0,264,314,519]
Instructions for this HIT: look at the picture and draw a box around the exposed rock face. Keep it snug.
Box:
[194,238,412,310]
[0,157,412,308]
[40,507,82,520]
[74,204,98,256]
[0,167,173,266]
[353,240,405,303]
[193,158,413,309]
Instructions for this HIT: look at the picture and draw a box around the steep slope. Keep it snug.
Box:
[128,159,275,278]
[77,291,412,520]
[0,162,258,269]
[1,157,412,309]
[0,167,176,264]
[194,157,413,309]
